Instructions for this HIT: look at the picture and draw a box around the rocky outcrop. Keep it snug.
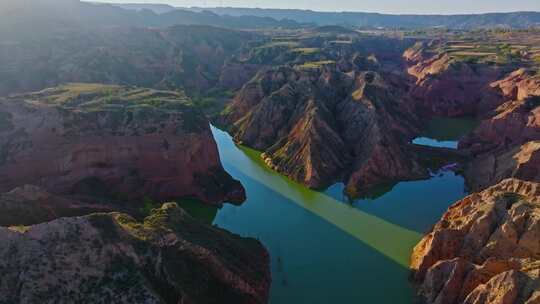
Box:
[464,141,540,191]
[461,69,540,154]
[405,42,506,117]
[491,68,540,102]
[219,63,428,195]
[0,84,244,205]
[459,69,540,191]
[0,202,270,304]
[411,178,540,304]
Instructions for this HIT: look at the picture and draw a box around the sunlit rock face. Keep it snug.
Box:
[0,203,270,304]
[456,69,540,191]
[411,178,540,304]
[460,68,540,154]
[404,41,506,118]
[0,84,244,206]
[219,63,428,196]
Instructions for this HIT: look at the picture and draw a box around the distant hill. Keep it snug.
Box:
[0,24,260,95]
[182,7,540,29]
[114,3,177,14]
[0,0,301,41]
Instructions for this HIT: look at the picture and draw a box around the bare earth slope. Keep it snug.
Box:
[0,202,270,304]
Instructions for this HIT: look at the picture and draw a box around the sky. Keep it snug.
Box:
[97,0,540,14]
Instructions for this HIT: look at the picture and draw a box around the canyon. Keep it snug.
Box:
[403,34,540,304]
[216,30,540,303]
[0,2,539,302]
[0,83,266,303]
[218,30,431,196]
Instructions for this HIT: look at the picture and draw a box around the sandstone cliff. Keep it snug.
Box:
[464,141,540,191]
[0,84,244,205]
[459,69,540,191]
[411,179,540,304]
[461,69,540,154]
[0,202,270,304]
[405,42,506,117]
[219,63,428,195]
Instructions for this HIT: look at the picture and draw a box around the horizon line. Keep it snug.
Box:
[93,2,540,16]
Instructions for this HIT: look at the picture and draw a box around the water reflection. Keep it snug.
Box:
[412,117,479,149]
[208,125,467,304]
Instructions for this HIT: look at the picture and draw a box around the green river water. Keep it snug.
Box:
[191,126,468,303]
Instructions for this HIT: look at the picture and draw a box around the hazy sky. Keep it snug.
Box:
[98,0,540,14]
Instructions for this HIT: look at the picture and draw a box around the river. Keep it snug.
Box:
[179,125,467,304]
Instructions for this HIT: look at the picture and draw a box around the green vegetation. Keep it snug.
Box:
[296,60,335,69]
[8,225,30,233]
[175,198,218,225]
[256,41,300,49]
[11,83,211,134]
[26,83,191,112]
[292,47,321,55]
[416,29,540,67]
[189,87,235,113]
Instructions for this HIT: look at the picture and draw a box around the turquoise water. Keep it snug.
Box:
[413,137,458,149]
[210,126,467,304]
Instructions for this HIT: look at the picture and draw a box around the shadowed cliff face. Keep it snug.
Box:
[0,202,270,304]
[219,62,429,195]
[461,69,540,153]
[0,84,245,206]
[457,69,540,191]
[411,179,540,304]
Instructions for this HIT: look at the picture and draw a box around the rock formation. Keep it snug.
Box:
[0,84,244,205]
[411,178,540,304]
[0,202,270,304]
[461,69,540,154]
[405,41,506,117]
[407,43,540,304]
[459,69,540,191]
[464,141,540,191]
[219,63,428,195]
